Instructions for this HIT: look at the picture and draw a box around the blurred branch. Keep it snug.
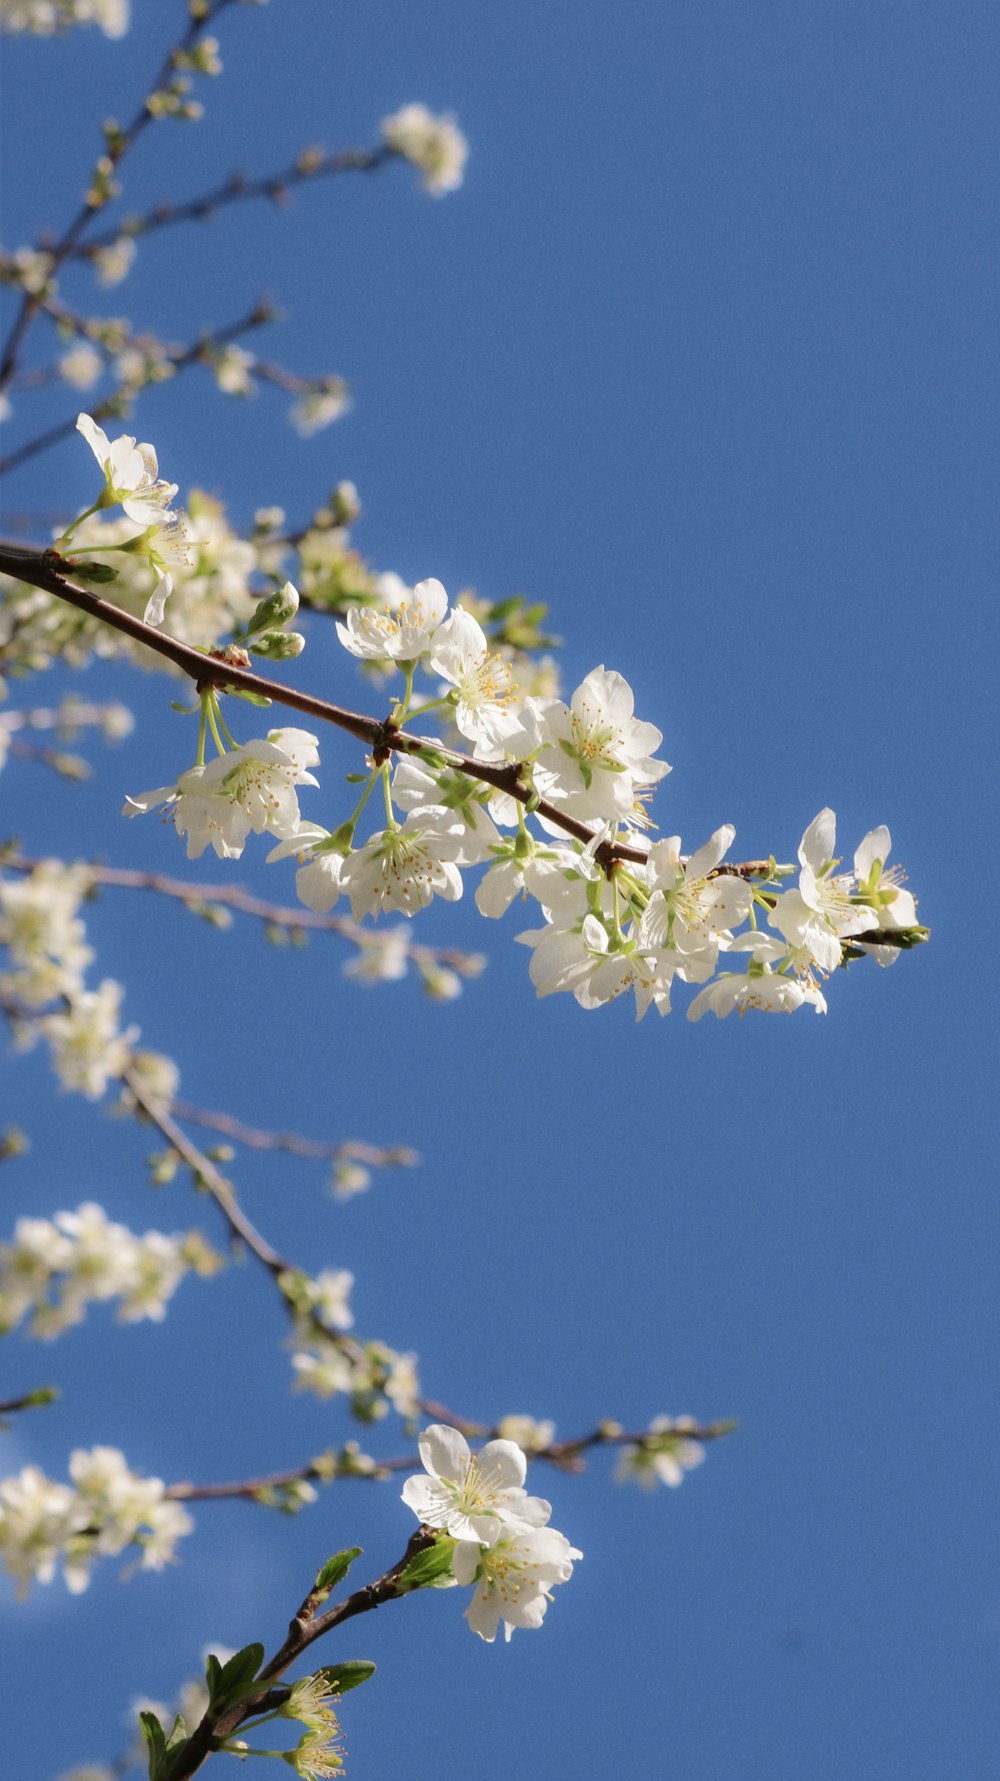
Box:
[73,141,395,258]
[170,1099,418,1170]
[0,0,243,394]
[0,852,484,977]
[0,298,276,478]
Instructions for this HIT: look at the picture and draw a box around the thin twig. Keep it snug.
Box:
[163,1420,737,1501]
[73,143,395,258]
[170,1100,418,1169]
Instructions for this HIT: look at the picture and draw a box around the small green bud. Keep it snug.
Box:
[244,580,300,636]
[249,630,306,660]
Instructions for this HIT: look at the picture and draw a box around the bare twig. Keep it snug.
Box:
[74,142,395,258]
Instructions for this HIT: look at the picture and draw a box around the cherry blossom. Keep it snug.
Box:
[401,1424,551,1546]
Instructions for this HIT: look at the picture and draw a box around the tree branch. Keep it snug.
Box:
[73,142,395,258]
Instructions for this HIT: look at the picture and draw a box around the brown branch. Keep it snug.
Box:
[163,1419,737,1502]
[0,0,242,395]
[74,142,395,258]
[170,1099,418,1170]
[0,546,667,870]
[160,1530,436,1781]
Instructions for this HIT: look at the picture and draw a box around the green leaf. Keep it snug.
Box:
[140,1710,165,1779]
[316,1660,377,1697]
[210,1642,264,1710]
[399,1534,456,1590]
[313,1546,362,1597]
[164,1716,189,1760]
[204,1653,223,1704]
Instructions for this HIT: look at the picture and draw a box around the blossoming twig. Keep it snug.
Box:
[0,549,691,870]
[163,1419,737,1502]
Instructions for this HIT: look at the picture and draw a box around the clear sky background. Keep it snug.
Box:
[1,3,998,1778]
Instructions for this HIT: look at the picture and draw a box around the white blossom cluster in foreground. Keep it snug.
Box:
[0,1446,191,1597]
[402,1425,580,1642]
[0,1202,218,1338]
[109,486,923,1017]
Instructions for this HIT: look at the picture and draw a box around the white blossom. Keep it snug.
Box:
[92,235,136,287]
[40,978,137,1097]
[453,1524,581,1643]
[402,1424,551,1546]
[428,605,520,745]
[290,382,350,437]
[639,827,753,978]
[0,1447,191,1597]
[125,730,319,860]
[381,103,468,196]
[76,413,178,528]
[615,1416,707,1489]
[340,810,467,920]
[530,667,670,825]
[336,574,449,664]
[58,342,103,390]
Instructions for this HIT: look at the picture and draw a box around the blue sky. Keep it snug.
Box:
[1,3,998,1778]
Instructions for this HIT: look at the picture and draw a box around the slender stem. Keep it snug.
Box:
[73,143,395,259]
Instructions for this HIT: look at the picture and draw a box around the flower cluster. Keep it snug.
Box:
[402,1424,580,1642]
[0,860,140,1098]
[614,1417,707,1490]
[74,413,193,625]
[381,103,468,196]
[201,571,918,1020]
[0,1446,192,1597]
[0,1201,219,1339]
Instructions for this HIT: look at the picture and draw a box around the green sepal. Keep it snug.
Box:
[242,583,299,636]
[316,1660,376,1696]
[67,560,119,584]
[313,1546,362,1597]
[399,1533,456,1590]
[169,700,200,714]
[206,1641,264,1711]
[248,630,305,660]
[228,689,272,707]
